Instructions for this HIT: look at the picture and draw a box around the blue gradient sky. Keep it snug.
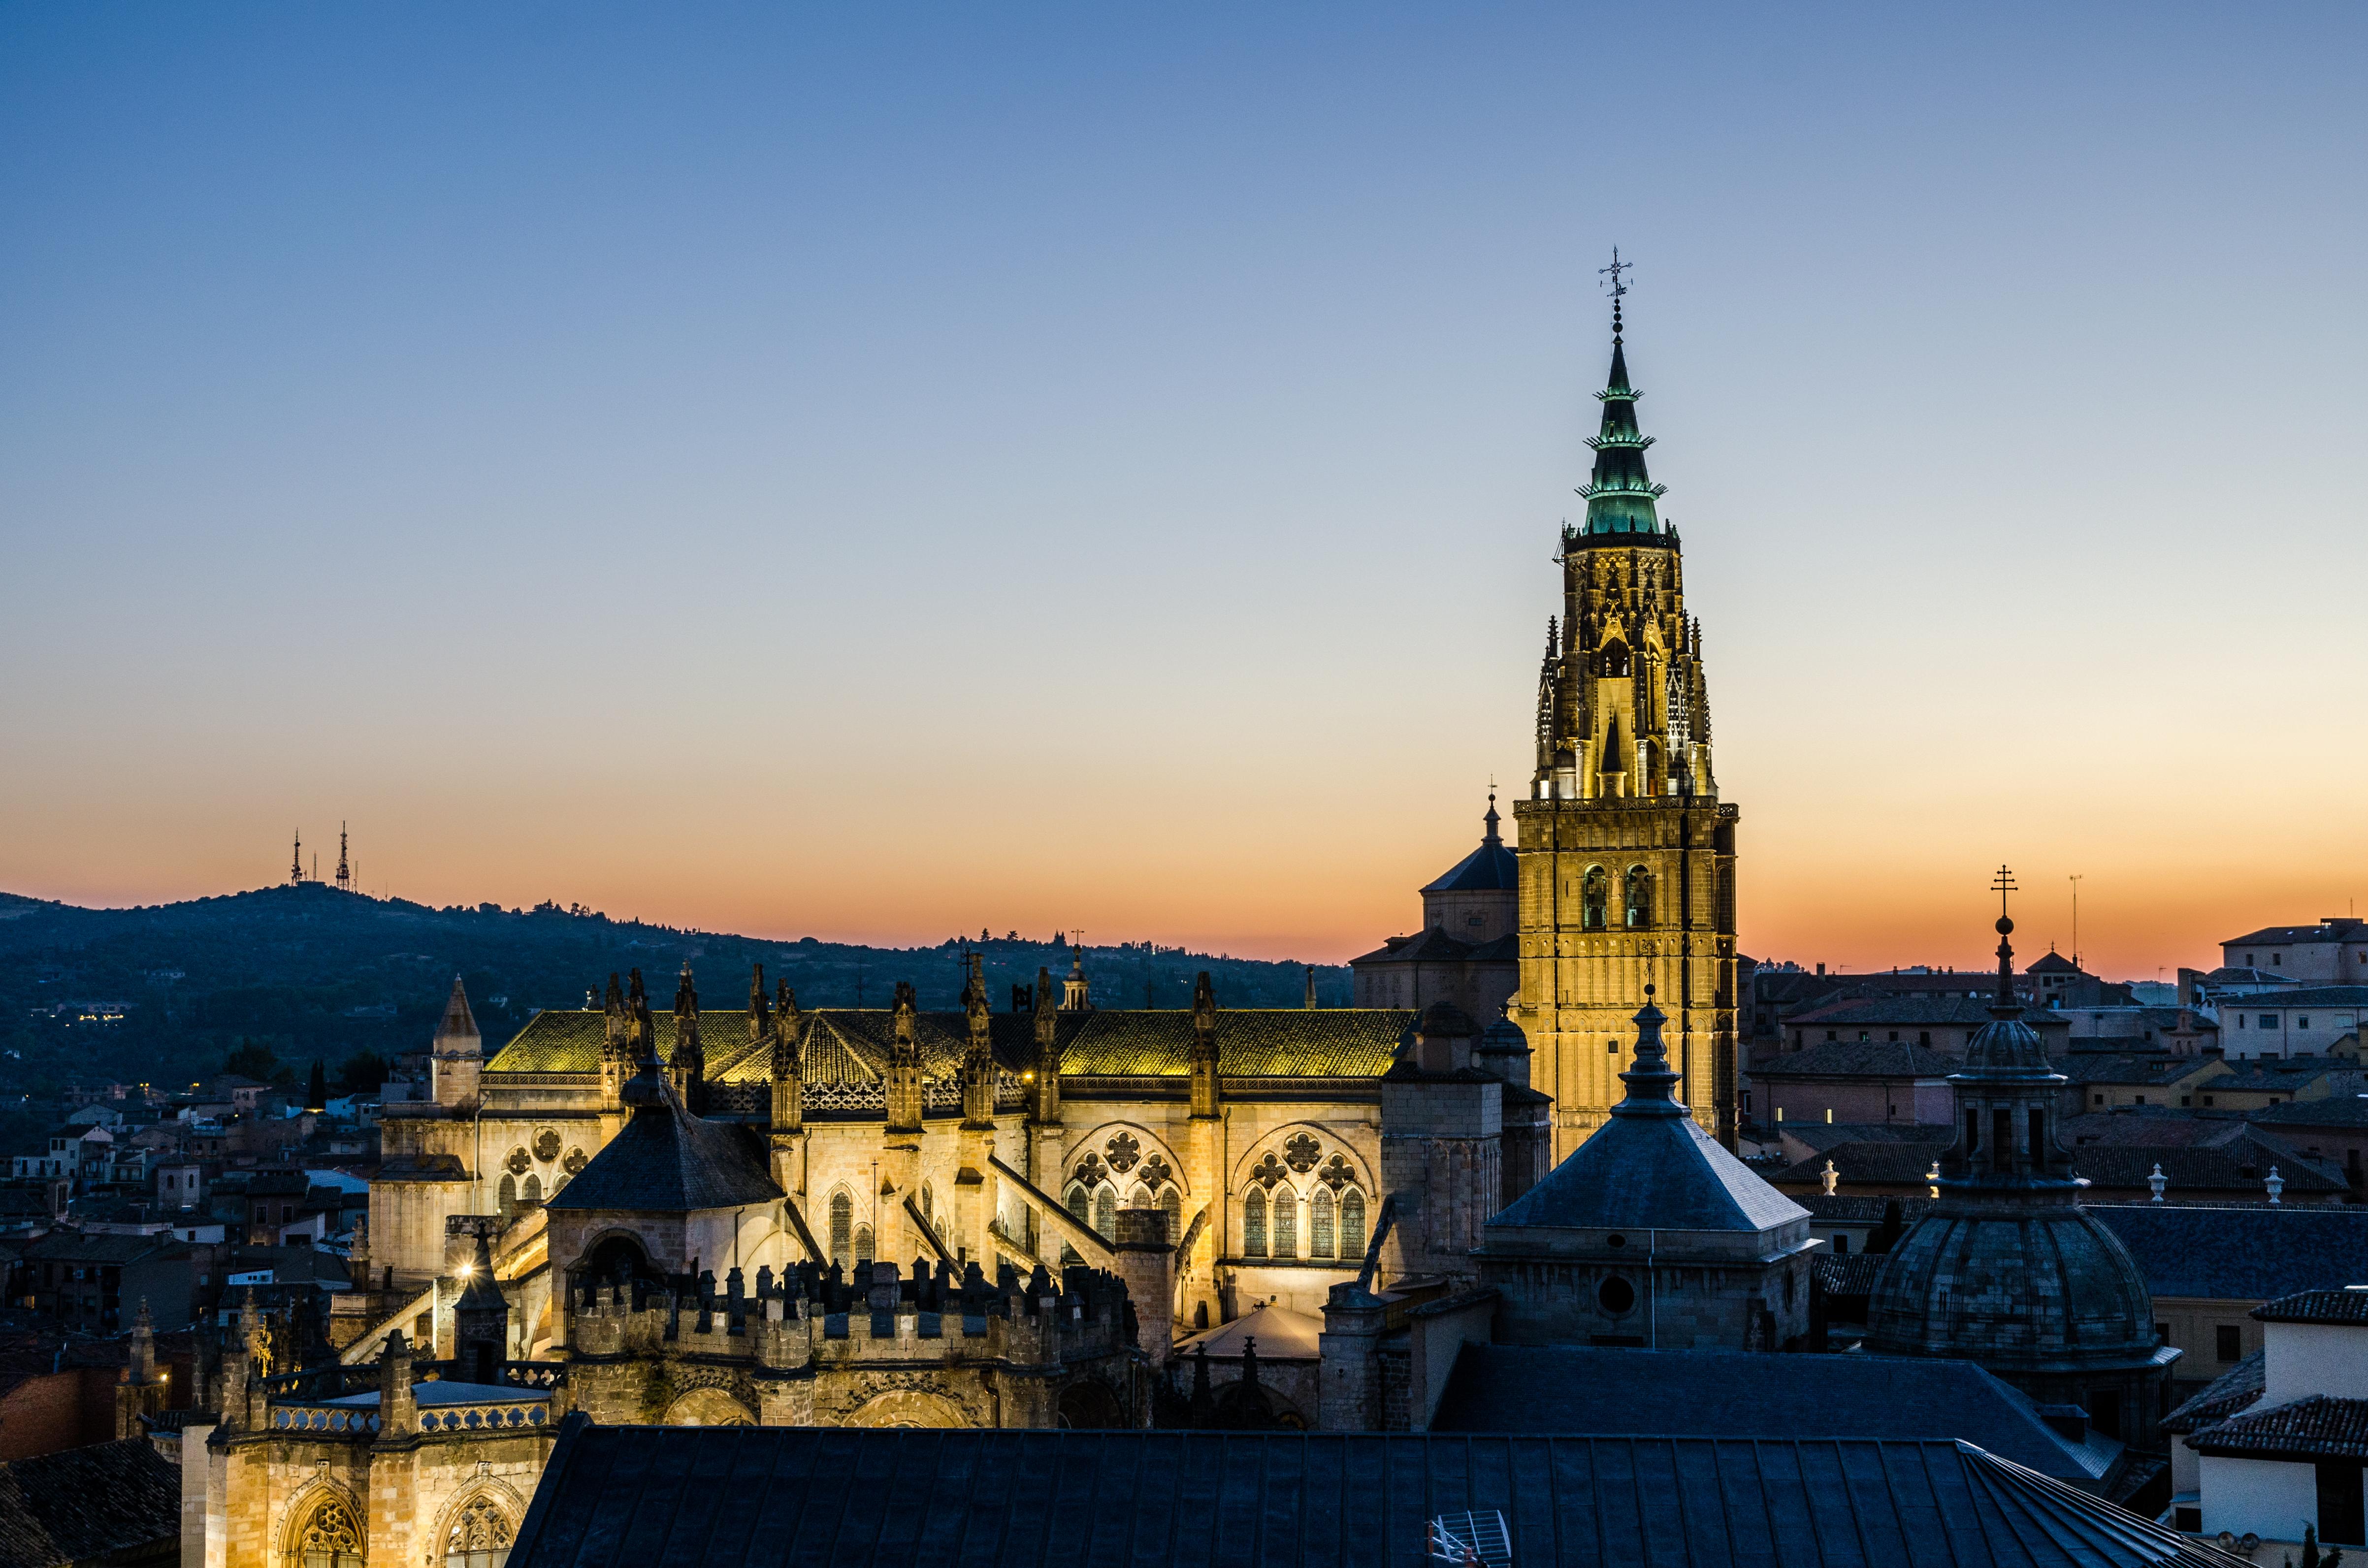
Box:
[4,4,2365,974]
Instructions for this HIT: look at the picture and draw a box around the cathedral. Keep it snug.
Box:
[1513,277,1741,1157]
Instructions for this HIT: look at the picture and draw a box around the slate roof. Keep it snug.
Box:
[1751,1040,1958,1078]
[1787,996,2070,1028]
[2056,1055,2223,1088]
[2252,1095,2368,1128]
[2254,1286,2368,1324]
[2222,921,2368,947]
[1492,1112,1806,1233]
[2027,953,2084,976]
[0,1438,179,1568]
[507,1420,2248,1568]
[1420,838,1517,894]
[1348,928,1517,969]
[1813,1253,1889,1297]
[490,1008,1417,1083]
[2226,986,2368,1009]
[542,1096,783,1214]
[2088,1206,2368,1301]
[2160,1352,2263,1437]
[1774,1133,2347,1195]
[2188,1397,2368,1461]
[1426,1344,2120,1486]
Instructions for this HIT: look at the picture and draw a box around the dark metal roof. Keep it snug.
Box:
[2221,921,2368,948]
[507,1419,2248,1568]
[542,1096,782,1214]
[2089,1206,2368,1302]
[0,1438,179,1568]
[1426,1344,2118,1486]
[1750,1040,1958,1079]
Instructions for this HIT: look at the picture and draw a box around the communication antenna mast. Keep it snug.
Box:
[290,830,304,887]
[1427,1511,1511,1568]
[335,823,353,894]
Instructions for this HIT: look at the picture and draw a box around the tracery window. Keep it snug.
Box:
[854,1224,874,1266]
[496,1175,516,1217]
[520,1174,541,1204]
[1242,1189,1267,1257]
[443,1496,512,1568]
[293,1499,361,1568]
[918,1185,932,1222]
[1160,1185,1182,1242]
[1341,1190,1367,1259]
[1581,868,1609,931]
[1065,1184,1091,1229]
[1272,1189,1298,1259]
[1624,866,1653,929]
[829,1192,852,1268]
[1092,1187,1116,1240]
[1310,1187,1336,1260]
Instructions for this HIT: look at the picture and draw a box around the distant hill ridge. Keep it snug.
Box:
[0,883,1348,1099]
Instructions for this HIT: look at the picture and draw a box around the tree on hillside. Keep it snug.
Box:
[305,1058,326,1111]
[223,1039,277,1082]
[337,1051,389,1094]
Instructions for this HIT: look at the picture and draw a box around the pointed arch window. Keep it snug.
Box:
[443,1496,512,1568]
[1065,1184,1090,1229]
[1341,1189,1367,1259]
[496,1175,516,1218]
[1581,868,1609,931]
[1624,866,1653,929]
[1160,1185,1182,1243]
[1272,1188,1298,1259]
[1242,1188,1267,1257]
[918,1184,933,1222]
[853,1224,875,1266]
[1092,1187,1116,1240]
[829,1192,853,1268]
[1310,1188,1336,1260]
[520,1174,541,1204]
[293,1499,362,1568]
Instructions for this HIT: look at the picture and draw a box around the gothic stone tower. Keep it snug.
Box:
[1513,283,1740,1159]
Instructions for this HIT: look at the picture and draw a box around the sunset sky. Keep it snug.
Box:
[4,5,2365,976]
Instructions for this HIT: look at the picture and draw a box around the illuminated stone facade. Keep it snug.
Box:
[1515,303,1740,1159]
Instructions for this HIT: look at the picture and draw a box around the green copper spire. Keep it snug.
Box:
[1576,251,1667,539]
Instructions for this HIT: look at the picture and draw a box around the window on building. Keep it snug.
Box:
[1623,867,1652,929]
[521,1175,540,1204]
[2134,1094,2146,1105]
[1887,1030,1899,1042]
[2155,1322,2171,1346]
[1160,1185,1182,1241]
[2093,1093,2105,1105]
[294,1500,363,1568]
[829,1192,853,1267]
[496,1175,516,1217]
[2203,1095,2215,1107]
[1092,1187,1116,1240]
[1580,868,1609,931]
[1241,1189,1267,1257]
[853,1225,874,1266]
[1826,1030,1837,1042]
[2216,1325,2241,1362]
[1272,1189,1298,1259]
[1832,1235,1849,1254]
[1341,1190,1366,1258]
[444,1496,513,1568]
[1311,1188,1337,1259]
[2261,1016,2275,1029]
[2273,954,2283,966]
[2299,1017,2311,1028]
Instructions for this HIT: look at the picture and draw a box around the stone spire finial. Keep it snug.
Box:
[748,963,770,1043]
[1608,985,1684,1119]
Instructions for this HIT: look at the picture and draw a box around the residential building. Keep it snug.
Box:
[11,1232,194,1332]
[2221,988,2368,1060]
[1749,1039,1957,1125]
[2088,1205,2368,1398]
[1773,994,2073,1057]
[2221,919,2368,983]
[2173,1287,2368,1559]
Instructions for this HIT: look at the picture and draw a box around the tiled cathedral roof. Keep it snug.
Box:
[488,1007,1415,1084]
[542,1094,782,1214]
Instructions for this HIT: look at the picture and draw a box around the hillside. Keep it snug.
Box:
[0,885,1351,1100]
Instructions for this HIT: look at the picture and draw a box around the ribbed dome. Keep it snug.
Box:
[1961,1013,2049,1075]
[1866,1205,2160,1374]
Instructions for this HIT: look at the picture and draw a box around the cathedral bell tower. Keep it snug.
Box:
[1513,260,1741,1157]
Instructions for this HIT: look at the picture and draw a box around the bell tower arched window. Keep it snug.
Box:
[1624,866,1653,928]
[1581,868,1609,931]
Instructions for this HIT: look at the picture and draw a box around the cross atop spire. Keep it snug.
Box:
[1989,864,2020,1011]
[1599,246,1631,341]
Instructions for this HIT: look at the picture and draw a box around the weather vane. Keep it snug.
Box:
[1598,246,1631,301]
